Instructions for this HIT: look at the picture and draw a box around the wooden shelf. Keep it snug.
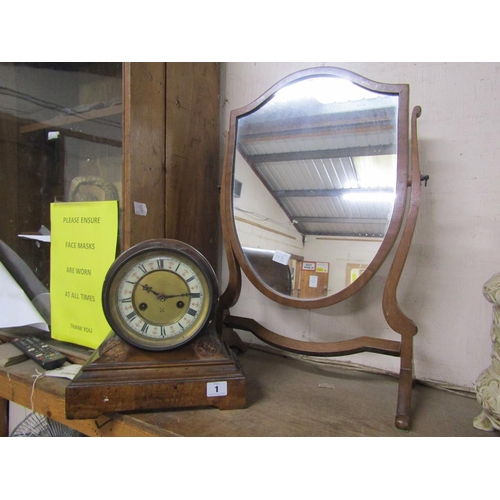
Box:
[19,103,122,134]
[1,346,490,437]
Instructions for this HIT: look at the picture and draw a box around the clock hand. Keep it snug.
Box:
[139,283,168,301]
[139,285,196,302]
[162,292,198,299]
[139,283,158,295]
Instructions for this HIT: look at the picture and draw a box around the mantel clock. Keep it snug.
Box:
[66,239,247,419]
[102,239,218,351]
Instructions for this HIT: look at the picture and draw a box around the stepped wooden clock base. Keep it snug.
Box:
[65,331,247,419]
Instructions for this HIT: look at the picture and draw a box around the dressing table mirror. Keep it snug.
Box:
[220,67,424,430]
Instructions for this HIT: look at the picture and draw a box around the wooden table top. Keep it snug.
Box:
[1,344,491,437]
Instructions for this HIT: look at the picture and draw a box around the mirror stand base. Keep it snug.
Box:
[224,314,417,430]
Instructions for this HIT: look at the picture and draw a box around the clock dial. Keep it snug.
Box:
[117,256,208,338]
[102,239,218,351]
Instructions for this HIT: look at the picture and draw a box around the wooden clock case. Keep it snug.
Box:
[65,326,246,419]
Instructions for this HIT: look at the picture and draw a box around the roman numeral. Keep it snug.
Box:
[157,258,165,269]
[138,264,147,274]
[126,311,137,322]
[120,297,132,303]
[187,307,197,316]
[141,323,149,334]
[186,276,195,283]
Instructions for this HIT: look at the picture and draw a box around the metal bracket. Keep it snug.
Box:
[420,174,430,187]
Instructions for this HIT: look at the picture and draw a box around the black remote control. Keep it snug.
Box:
[11,337,67,370]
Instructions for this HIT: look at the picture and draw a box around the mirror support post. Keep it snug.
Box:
[382,105,422,430]
[218,130,247,350]
[219,128,242,311]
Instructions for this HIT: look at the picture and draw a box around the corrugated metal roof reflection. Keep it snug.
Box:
[235,92,399,237]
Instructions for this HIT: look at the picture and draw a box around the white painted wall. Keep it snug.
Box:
[219,62,500,390]
[234,148,385,295]
[234,150,303,255]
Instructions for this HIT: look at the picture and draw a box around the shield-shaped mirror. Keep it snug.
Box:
[222,67,409,308]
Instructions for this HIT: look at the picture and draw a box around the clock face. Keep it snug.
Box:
[102,239,218,351]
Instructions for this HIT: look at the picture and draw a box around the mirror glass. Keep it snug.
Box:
[232,73,400,299]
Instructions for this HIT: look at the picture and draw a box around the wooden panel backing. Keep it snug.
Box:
[0,113,19,252]
[165,62,220,272]
[122,62,166,250]
[0,397,7,437]
[1,112,59,288]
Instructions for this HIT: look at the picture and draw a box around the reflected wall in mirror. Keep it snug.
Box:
[224,67,409,307]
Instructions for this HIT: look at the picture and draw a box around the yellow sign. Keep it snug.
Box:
[50,201,118,348]
[316,262,329,273]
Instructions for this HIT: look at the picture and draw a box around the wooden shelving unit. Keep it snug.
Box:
[19,103,123,134]
[1,62,220,283]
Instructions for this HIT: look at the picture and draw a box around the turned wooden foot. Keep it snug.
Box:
[395,413,410,431]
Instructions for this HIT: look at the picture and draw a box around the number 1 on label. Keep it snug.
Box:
[206,381,228,397]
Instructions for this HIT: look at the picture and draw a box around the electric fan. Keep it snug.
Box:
[10,412,84,437]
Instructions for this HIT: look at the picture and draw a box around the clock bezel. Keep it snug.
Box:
[102,239,219,351]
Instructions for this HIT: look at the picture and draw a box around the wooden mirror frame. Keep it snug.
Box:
[219,67,423,430]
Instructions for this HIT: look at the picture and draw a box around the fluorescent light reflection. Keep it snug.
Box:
[274,77,379,104]
[342,191,396,203]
